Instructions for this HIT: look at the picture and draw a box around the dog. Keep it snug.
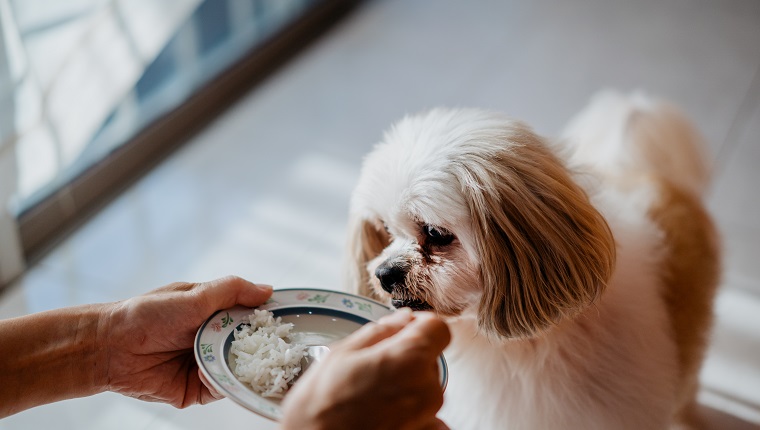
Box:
[345,91,721,429]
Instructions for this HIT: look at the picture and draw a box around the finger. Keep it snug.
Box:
[377,307,414,326]
[335,323,403,351]
[336,310,413,351]
[197,276,273,312]
[384,312,451,355]
[197,368,224,402]
[417,418,451,430]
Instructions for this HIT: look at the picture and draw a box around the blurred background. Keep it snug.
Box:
[0,0,758,428]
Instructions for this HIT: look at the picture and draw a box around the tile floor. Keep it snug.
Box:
[1,0,759,428]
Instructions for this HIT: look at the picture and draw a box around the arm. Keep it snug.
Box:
[0,304,106,417]
[0,276,273,418]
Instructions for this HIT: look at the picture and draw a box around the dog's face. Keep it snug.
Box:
[347,108,616,339]
[362,165,481,316]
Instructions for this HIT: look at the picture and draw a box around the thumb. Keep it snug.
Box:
[197,276,273,312]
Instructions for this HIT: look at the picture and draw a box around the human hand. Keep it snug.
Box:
[98,276,272,407]
[280,309,451,430]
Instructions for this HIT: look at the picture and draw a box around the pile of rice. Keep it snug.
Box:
[230,309,307,398]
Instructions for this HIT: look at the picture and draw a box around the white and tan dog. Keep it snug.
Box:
[345,92,721,429]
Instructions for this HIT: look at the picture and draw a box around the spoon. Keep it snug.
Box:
[301,345,330,373]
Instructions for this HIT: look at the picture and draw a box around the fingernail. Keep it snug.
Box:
[256,283,274,292]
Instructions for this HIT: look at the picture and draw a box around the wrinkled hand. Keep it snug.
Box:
[99,276,272,407]
[281,309,451,430]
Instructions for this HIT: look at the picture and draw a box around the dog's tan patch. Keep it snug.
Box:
[648,181,721,420]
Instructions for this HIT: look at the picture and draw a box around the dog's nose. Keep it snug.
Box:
[375,263,405,293]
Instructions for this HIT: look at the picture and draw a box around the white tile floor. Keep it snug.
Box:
[1,0,760,429]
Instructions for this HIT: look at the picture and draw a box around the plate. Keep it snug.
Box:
[194,288,448,421]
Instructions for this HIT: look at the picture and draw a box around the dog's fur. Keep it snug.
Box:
[345,91,721,429]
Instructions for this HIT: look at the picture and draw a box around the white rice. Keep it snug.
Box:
[230,309,307,398]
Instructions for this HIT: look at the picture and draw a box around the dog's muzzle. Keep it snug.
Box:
[375,262,433,311]
[375,262,406,294]
[391,299,433,311]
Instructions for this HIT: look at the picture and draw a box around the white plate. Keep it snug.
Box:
[194,288,448,421]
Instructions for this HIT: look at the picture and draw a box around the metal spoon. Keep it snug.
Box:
[300,345,330,373]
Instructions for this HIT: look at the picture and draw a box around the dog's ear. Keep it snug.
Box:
[344,213,389,299]
[459,127,616,339]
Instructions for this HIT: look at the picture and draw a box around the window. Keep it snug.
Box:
[0,0,355,282]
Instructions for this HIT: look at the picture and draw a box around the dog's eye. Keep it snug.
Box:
[381,222,392,238]
[423,224,455,246]
[377,221,393,245]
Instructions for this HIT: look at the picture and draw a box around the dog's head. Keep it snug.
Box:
[346,108,615,339]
